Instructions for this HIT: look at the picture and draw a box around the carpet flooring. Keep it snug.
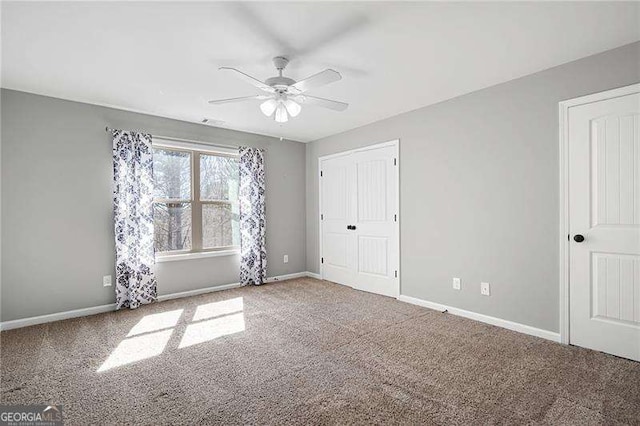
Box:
[1,277,639,425]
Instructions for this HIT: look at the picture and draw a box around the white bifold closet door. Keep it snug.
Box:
[320,142,399,298]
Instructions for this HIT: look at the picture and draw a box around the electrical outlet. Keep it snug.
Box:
[283,254,289,264]
[452,277,461,290]
[481,282,491,296]
[103,275,112,287]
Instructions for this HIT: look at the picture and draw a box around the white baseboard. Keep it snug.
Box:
[0,271,316,331]
[266,271,310,283]
[398,295,561,343]
[0,303,118,332]
[157,282,242,302]
[305,271,322,280]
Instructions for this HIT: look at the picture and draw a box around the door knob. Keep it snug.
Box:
[573,234,585,243]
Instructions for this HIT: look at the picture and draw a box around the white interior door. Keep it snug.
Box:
[321,153,356,286]
[320,142,399,298]
[352,146,398,297]
[568,89,640,361]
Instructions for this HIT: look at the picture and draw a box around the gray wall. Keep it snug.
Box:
[1,89,306,322]
[306,42,640,333]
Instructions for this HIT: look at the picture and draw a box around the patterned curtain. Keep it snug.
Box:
[239,146,267,285]
[112,129,157,309]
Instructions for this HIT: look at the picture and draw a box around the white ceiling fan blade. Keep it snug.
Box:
[219,67,274,93]
[290,69,341,93]
[294,95,348,112]
[208,95,270,105]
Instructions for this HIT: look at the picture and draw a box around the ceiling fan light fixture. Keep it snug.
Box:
[284,99,301,117]
[210,57,348,124]
[274,103,288,123]
[260,99,278,117]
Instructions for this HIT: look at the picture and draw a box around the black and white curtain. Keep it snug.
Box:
[239,146,267,285]
[112,129,157,309]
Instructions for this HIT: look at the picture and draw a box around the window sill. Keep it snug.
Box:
[155,249,240,263]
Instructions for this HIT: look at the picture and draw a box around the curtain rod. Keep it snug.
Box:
[105,126,251,151]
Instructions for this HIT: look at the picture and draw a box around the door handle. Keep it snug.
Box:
[347,225,357,230]
[573,234,585,243]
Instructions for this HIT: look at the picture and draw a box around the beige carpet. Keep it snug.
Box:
[1,278,639,425]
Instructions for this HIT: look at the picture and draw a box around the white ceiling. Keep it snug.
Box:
[2,2,639,142]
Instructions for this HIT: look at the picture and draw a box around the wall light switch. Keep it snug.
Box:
[103,275,112,287]
[452,277,461,290]
[283,255,289,264]
[481,282,491,296]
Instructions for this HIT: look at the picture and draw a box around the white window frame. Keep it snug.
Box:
[153,139,240,262]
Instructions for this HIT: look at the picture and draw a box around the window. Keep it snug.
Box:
[153,144,239,257]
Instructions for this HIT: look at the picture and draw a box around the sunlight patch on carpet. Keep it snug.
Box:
[98,298,247,371]
[179,312,245,348]
[98,329,172,372]
[192,297,243,322]
[127,309,184,337]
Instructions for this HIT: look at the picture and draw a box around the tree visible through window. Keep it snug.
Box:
[200,154,240,248]
[153,146,239,255]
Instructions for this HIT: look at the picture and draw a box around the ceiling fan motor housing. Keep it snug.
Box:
[266,76,296,89]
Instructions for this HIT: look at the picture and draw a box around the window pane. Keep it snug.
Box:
[202,204,239,248]
[200,155,239,201]
[154,203,192,252]
[153,148,191,200]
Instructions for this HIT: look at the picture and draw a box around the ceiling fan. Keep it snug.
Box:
[208,56,348,123]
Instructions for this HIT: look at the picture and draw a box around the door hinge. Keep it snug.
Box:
[567,234,570,241]
[394,214,397,222]
[394,158,397,166]
[395,270,398,278]
[321,257,324,264]
[320,170,323,177]
[321,214,324,220]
